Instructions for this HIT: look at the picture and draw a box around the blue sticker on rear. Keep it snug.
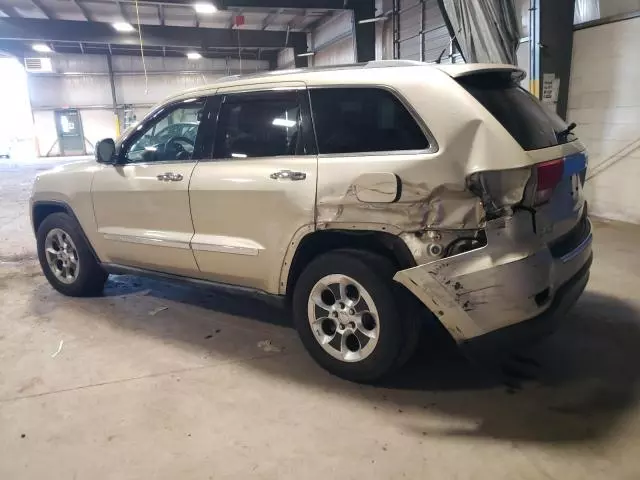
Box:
[563,152,587,179]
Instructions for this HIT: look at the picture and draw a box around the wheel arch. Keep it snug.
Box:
[32,200,102,263]
[283,229,416,300]
[31,200,73,233]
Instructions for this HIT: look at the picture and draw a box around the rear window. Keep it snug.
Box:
[309,88,429,154]
[457,72,575,151]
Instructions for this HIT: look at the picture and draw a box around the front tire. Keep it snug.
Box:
[293,250,418,383]
[37,212,108,297]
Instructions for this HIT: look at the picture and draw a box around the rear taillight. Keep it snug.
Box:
[534,158,564,205]
[467,167,531,219]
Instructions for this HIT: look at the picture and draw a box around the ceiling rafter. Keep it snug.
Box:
[30,0,54,19]
[117,1,130,23]
[0,17,308,49]
[157,4,165,25]
[261,8,282,30]
[72,0,93,21]
[0,4,21,17]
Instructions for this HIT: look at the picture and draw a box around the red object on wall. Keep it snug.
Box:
[234,15,245,26]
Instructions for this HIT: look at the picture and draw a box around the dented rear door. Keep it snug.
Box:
[188,85,318,293]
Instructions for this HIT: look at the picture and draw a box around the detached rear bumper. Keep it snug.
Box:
[394,211,593,343]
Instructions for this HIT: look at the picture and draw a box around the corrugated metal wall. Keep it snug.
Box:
[275,11,356,69]
[397,0,451,62]
[295,0,452,70]
[277,48,295,69]
[311,11,356,66]
[314,36,356,66]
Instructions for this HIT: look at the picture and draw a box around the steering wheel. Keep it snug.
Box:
[164,136,194,158]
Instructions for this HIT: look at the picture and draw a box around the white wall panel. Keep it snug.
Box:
[26,53,268,156]
[568,16,640,223]
[599,0,640,17]
[28,75,113,108]
[32,111,58,156]
[313,11,353,48]
[277,48,295,69]
[313,37,356,66]
[115,72,223,105]
[308,11,355,67]
[80,109,117,149]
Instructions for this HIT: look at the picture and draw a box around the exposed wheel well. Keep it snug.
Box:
[285,230,416,300]
[31,202,69,233]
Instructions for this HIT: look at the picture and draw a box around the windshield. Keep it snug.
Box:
[457,72,576,151]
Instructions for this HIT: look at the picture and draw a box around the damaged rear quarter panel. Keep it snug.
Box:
[316,154,485,232]
[314,72,533,234]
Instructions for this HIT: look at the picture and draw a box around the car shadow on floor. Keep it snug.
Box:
[42,274,640,445]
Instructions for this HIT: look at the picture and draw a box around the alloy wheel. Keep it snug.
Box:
[44,228,80,284]
[307,274,380,362]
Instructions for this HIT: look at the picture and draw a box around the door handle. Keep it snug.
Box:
[269,170,306,181]
[156,172,184,182]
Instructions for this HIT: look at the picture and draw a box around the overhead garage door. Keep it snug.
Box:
[397,0,452,63]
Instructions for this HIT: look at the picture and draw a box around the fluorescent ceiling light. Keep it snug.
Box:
[112,22,135,32]
[272,118,296,128]
[32,43,52,53]
[358,16,388,24]
[186,51,202,60]
[194,3,217,14]
[296,51,315,57]
[231,153,247,158]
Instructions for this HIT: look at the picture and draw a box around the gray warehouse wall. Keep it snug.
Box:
[27,54,269,156]
[568,15,640,223]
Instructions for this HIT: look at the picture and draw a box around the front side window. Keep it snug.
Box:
[124,100,204,163]
[309,88,429,154]
[214,94,302,159]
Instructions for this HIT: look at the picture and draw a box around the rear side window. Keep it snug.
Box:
[214,93,302,159]
[309,88,429,154]
[457,72,574,151]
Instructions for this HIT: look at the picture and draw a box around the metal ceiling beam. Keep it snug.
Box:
[261,9,282,29]
[0,39,279,61]
[0,17,307,49]
[117,1,130,22]
[72,0,93,21]
[30,0,53,19]
[157,5,165,25]
[219,0,348,8]
[77,0,359,9]
[69,0,350,8]
[0,4,21,17]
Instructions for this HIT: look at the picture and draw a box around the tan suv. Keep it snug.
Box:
[31,61,592,382]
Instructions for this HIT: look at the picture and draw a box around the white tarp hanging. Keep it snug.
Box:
[439,0,521,64]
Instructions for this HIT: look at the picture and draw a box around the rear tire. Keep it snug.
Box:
[292,250,420,383]
[37,212,108,297]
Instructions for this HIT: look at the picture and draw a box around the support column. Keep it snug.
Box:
[538,0,576,120]
[351,0,376,62]
[106,53,120,136]
[292,38,309,68]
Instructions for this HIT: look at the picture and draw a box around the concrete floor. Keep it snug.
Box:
[2,159,640,479]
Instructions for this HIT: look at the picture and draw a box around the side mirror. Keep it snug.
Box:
[96,138,116,164]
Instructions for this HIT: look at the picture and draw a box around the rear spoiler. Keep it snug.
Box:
[434,64,526,81]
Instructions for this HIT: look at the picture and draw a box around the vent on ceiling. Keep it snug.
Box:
[24,57,53,73]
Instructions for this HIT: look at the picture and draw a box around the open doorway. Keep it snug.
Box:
[0,55,36,159]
